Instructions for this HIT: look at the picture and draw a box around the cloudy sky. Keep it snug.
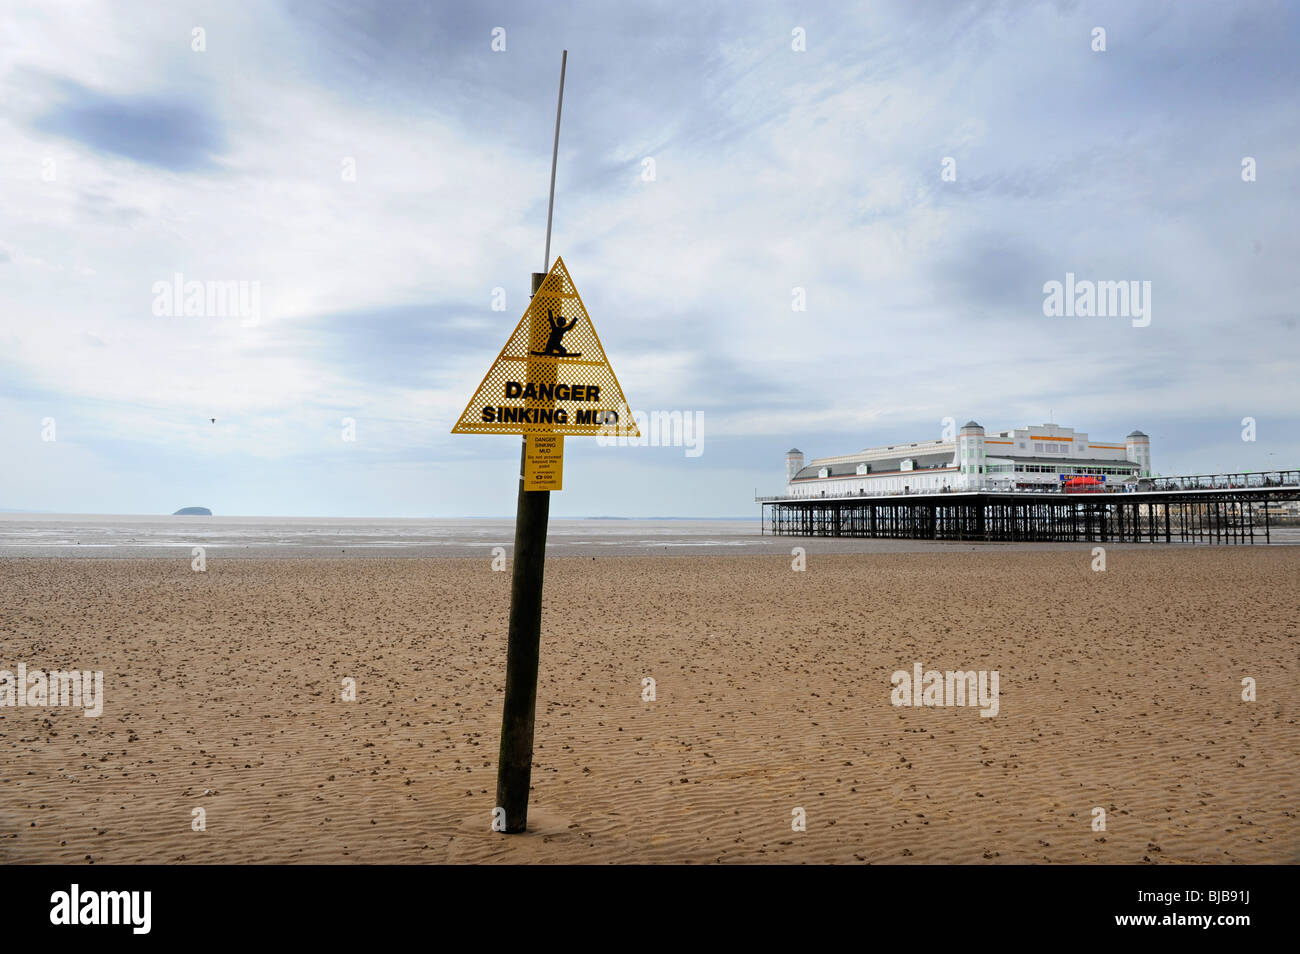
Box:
[3,0,1297,517]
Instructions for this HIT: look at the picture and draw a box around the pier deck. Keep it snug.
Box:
[757,471,1300,544]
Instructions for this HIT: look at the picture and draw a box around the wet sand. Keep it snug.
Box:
[1,548,1296,864]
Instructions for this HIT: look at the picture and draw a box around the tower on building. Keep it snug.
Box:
[1125,430,1151,477]
[958,420,985,487]
[786,448,805,482]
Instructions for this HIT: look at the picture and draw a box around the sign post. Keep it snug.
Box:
[497,269,551,833]
[451,53,638,833]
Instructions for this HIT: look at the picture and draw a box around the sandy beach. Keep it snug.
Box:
[1,547,1296,864]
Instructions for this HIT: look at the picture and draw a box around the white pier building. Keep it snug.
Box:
[784,423,1152,497]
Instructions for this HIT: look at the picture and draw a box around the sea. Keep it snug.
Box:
[0,513,771,558]
[0,513,1294,558]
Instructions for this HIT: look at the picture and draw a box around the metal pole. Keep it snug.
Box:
[543,50,568,273]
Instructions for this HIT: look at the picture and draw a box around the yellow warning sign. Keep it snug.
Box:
[451,256,639,437]
[524,434,563,490]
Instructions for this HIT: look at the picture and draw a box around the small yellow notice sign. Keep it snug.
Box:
[524,434,563,490]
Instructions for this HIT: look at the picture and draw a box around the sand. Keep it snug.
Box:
[1,548,1296,864]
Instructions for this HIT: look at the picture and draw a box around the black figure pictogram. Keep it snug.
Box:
[530,308,581,358]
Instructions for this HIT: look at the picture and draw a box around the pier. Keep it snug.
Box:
[757,470,1300,544]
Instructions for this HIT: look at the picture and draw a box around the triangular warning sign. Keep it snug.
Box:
[451,256,639,436]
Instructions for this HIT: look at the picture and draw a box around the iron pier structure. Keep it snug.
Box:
[757,470,1300,544]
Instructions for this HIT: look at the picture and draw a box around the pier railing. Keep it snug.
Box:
[756,469,1300,504]
[1149,469,1300,491]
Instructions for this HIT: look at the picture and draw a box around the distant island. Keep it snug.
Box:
[173,507,212,516]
